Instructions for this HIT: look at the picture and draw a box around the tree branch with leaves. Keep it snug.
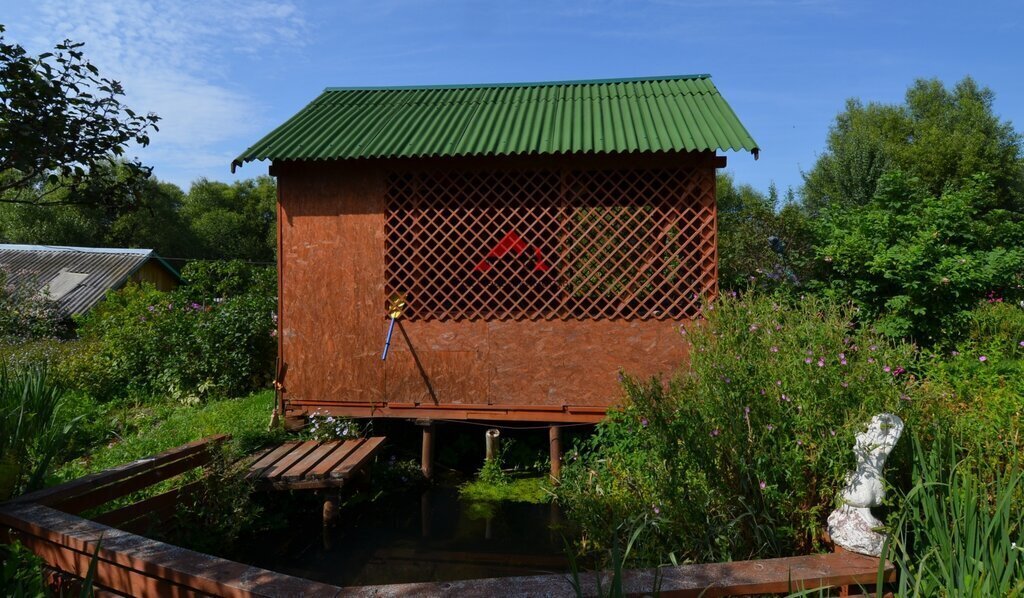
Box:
[0,24,159,206]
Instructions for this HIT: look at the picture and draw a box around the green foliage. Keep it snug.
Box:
[815,171,1024,343]
[916,303,1024,475]
[181,177,277,262]
[460,475,550,504]
[0,541,47,597]
[73,261,276,402]
[0,363,81,499]
[888,432,1024,597]
[802,77,1024,214]
[559,293,920,565]
[0,161,194,259]
[155,447,263,557]
[0,25,159,205]
[716,174,815,291]
[58,391,278,481]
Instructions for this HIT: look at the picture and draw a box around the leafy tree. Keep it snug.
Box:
[717,174,815,291]
[815,171,1024,343]
[0,161,193,257]
[803,77,1024,214]
[182,177,277,262]
[0,24,159,205]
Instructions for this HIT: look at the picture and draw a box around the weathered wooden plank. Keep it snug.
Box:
[329,437,386,479]
[259,440,320,480]
[13,435,227,509]
[92,480,202,529]
[280,442,340,482]
[246,441,301,477]
[305,439,363,479]
[1,502,344,597]
[55,451,213,515]
[335,551,894,597]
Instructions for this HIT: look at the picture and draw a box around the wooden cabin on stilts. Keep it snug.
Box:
[232,74,760,481]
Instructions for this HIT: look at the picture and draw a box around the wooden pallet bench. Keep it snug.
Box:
[247,437,386,490]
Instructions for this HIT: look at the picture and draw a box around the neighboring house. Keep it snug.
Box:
[0,244,181,316]
[233,74,758,425]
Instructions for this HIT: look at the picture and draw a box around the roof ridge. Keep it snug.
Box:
[0,243,154,255]
[323,74,711,92]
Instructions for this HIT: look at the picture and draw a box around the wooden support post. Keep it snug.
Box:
[485,428,500,461]
[418,420,435,480]
[548,425,562,483]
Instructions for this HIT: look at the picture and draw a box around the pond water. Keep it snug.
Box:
[239,484,573,587]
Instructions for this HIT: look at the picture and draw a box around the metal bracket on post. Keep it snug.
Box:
[380,293,407,361]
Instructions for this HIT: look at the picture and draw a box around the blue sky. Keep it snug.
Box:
[3,0,1022,198]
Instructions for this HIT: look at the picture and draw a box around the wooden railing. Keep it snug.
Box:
[1,436,895,597]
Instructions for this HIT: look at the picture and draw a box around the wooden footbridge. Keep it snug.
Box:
[247,437,386,490]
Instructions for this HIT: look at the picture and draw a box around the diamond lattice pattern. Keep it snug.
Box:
[385,167,716,321]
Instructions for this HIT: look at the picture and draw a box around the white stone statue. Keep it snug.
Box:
[826,413,904,556]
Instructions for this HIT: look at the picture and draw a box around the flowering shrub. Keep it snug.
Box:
[814,172,1024,344]
[72,261,276,401]
[559,292,922,565]
[302,411,361,441]
[0,269,70,341]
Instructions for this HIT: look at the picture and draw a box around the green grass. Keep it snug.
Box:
[460,474,552,504]
[56,391,278,482]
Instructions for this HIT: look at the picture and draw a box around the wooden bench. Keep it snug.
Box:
[247,437,386,491]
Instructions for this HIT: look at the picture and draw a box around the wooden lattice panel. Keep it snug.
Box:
[385,167,716,321]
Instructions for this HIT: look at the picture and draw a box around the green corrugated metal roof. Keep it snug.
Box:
[232,74,759,170]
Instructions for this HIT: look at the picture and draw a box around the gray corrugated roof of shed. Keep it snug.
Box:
[0,244,181,316]
[232,74,759,170]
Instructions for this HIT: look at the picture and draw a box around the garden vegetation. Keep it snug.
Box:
[1,21,1022,594]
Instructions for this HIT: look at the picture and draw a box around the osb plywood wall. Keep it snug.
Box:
[276,153,717,421]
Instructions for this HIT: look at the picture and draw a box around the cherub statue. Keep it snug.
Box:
[826,413,904,556]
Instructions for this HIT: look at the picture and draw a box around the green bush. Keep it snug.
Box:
[0,269,70,341]
[916,302,1024,475]
[716,174,816,292]
[814,171,1024,344]
[558,292,922,565]
[73,260,277,402]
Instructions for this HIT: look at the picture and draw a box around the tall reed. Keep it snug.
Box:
[0,363,79,499]
[888,432,1024,596]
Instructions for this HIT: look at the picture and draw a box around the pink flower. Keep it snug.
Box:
[805,357,813,364]
[710,428,720,437]
[868,357,876,364]
[841,381,849,388]
[892,367,906,377]
[781,394,790,402]
[749,324,759,332]
[1019,341,1024,348]
[883,365,891,373]
[759,481,767,490]
[641,418,649,428]
[979,355,988,362]
[817,357,825,367]
[765,424,775,431]
[770,346,779,353]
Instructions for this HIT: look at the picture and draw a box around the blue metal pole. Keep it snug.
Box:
[381,316,397,361]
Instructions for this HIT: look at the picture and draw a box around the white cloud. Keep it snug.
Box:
[22,0,307,183]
